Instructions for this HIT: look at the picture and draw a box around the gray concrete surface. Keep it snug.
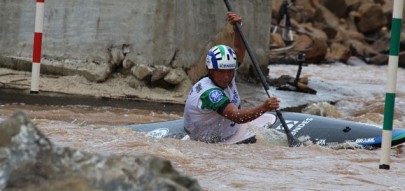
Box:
[0,0,271,69]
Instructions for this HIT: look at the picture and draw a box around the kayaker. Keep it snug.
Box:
[183,12,280,144]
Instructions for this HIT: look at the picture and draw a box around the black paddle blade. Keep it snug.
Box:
[276,110,301,147]
[287,136,301,147]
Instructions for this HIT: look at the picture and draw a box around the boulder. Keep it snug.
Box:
[325,42,351,63]
[109,47,125,67]
[269,0,405,69]
[122,58,135,69]
[356,3,387,33]
[164,68,187,86]
[0,111,202,191]
[131,64,154,80]
[151,65,170,82]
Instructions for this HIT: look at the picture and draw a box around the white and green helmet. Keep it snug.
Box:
[205,45,238,70]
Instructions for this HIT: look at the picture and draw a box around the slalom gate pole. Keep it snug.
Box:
[379,0,403,170]
[31,0,45,94]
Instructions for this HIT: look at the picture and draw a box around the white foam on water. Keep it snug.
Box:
[246,124,288,146]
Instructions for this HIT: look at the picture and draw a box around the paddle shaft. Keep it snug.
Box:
[223,0,300,147]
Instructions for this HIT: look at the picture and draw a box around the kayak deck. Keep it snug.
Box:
[126,112,405,149]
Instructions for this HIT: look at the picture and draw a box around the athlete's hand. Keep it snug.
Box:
[227,12,242,26]
[263,97,280,111]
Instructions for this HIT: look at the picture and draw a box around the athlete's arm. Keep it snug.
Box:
[220,97,280,124]
[227,12,246,65]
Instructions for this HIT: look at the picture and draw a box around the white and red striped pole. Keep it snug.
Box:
[379,0,403,170]
[31,0,45,94]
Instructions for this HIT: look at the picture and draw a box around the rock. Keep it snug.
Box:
[398,51,405,68]
[270,33,286,49]
[347,39,379,58]
[164,68,187,86]
[151,65,170,82]
[108,47,125,66]
[313,3,340,29]
[122,58,135,69]
[339,27,365,42]
[122,44,131,55]
[269,0,398,66]
[288,34,313,54]
[345,0,369,10]
[303,37,328,64]
[300,23,329,42]
[131,64,154,80]
[320,25,338,40]
[320,0,348,18]
[325,42,351,62]
[371,34,390,53]
[369,54,388,65]
[0,111,202,191]
[356,3,387,33]
[381,0,394,21]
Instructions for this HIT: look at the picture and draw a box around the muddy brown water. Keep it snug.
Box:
[1,63,405,190]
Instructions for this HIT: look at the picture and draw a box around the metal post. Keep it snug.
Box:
[31,0,45,94]
[379,0,403,170]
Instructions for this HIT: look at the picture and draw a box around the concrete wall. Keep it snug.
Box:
[0,0,271,70]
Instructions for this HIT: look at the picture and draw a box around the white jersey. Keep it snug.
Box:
[184,76,241,143]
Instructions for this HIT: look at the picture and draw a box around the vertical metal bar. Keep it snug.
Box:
[379,0,403,170]
[31,0,45,94]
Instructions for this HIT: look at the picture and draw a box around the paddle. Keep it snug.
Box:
[223,0,301,147]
